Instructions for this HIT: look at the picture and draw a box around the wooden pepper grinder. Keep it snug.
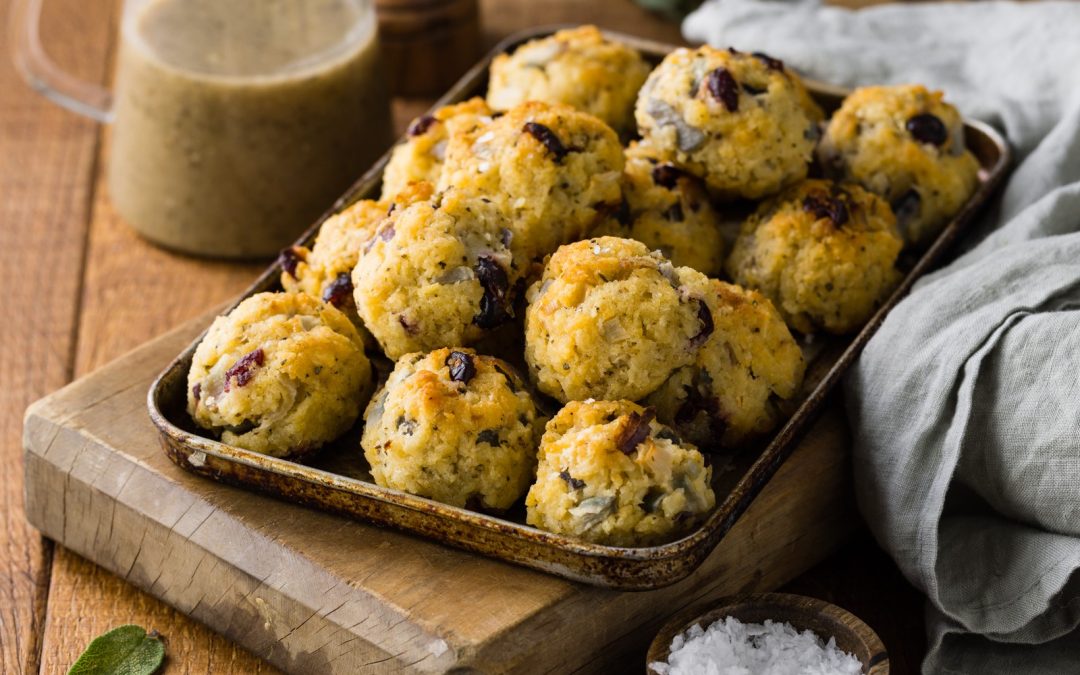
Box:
[375,0,481,97]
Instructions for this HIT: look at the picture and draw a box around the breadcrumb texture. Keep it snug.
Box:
[818,84,980,246]
[593,142,725,276]
[524,237,706,402]
[635,46,823,200]
[187,292,372,458]
[352,185,522,359]
[362,348,543,510]
[381,98,493,199]
[526,399,715,546]
[487,25,651,134]
[439,101,624,263]
[646,278,805,449]
[726,179,903,335]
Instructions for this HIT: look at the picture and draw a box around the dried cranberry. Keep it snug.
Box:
[891,189,922,226]
[906,113,948,146]
[321,272,353,308]
[559,469,586,490]
[707,67,739,112]
[224,348,265,392]
[803,194,850,227]
[379,225,396,242]
[752,51,784,71]
[407,114,437,137]
[191,383,201,401]
[651,163,686,189]
[472,255,512,329]
[278,247,302,277]
[397,314,418,334]
[689,298,714,348]
[445,350,477,384]
[616,408,656,455]
[523,122,569,163]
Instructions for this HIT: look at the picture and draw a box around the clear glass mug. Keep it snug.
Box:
[12,0,393,258]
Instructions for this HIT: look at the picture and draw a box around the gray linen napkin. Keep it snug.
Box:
[682,2,1080,672]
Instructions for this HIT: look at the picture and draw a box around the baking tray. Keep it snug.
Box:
[149,27,1011,590]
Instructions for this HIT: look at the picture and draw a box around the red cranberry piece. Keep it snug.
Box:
[278,247,303,277]
[689,298,714,348]
[191,383,201,402]
[321,272,353,308]
[445,350,477,385]
[397,314,418,335]
[707,67,739,112]
[651,163,686,189]
[802,194,850,227]
[752,51,784,71]
[224,348,265,392]
[407,114,437,137]
[523,122,569,163]
[472,255,512,329]
[616,408,656,455]
[906,113,948,146]
[891,189,922,227]
[559,469,586,490]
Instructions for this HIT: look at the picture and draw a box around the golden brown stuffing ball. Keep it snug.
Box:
[279,182,433,337]
[726,179,903,335]
[645,278,805,449]
[381,98,493,200]
[592,142,726,276]
[438,101,624,263]
[525,399,715,546]
[635,46,823,200]
[817,84,980,247]
[524,237,711,403]
[362,348,544,510]
[187,292,373,458]
[351,185,524,360]
[486,25,652,134]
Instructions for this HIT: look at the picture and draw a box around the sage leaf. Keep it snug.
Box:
[68,624,165,675]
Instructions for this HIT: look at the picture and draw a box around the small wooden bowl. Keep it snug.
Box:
[647,593,889,674]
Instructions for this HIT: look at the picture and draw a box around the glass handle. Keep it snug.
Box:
[9,0,113,122]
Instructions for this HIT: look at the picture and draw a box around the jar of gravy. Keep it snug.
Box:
[14,0,393,258]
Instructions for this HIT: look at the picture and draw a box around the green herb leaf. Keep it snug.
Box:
[68,625,165,675]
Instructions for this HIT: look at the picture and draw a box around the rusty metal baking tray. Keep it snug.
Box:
[149,27,1011,590]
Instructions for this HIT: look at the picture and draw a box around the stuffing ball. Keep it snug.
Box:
[362,348,544,510]
[187,292,373,458]
[646,277,806,449]
[524,237,710,403]
[526,399,715,546]
[352,185,524,360]
[381,98,493,199]
[592,142,726,276]
[635,46,823,200]
[817,84,980,247]
[486,25,651,134]
[438,101,624,263]
[726,179,903,335]
[280,182,432,338]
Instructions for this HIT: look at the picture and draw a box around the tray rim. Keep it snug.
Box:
[147,25,1012,588]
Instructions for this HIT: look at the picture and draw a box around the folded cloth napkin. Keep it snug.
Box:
[683,2,1080,673]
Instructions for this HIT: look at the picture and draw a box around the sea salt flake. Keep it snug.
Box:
[649,616,863,675]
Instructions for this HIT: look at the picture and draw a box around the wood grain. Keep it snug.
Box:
[0,0,115,672]
[24,318,856,673]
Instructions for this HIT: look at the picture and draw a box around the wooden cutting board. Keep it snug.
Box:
[22,314,856,674]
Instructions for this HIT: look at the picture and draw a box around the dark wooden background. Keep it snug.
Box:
[0,0,926,672]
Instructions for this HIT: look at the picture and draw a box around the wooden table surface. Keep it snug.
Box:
[1,0,926,672]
